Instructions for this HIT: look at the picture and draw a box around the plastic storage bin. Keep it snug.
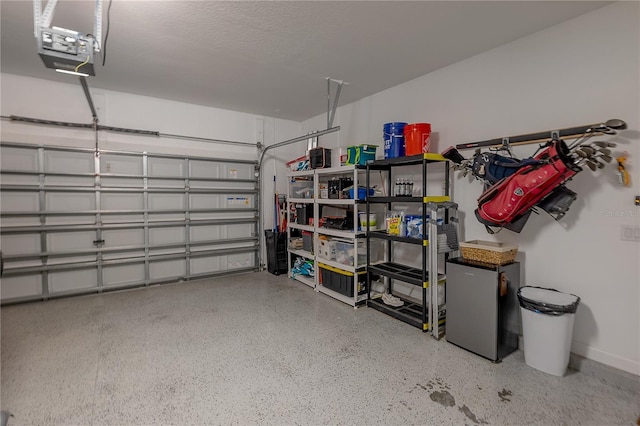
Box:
[317,238,336,261]
[518,286,580,377]
[319,263,366,297]
[348,187,374,200]
[291,179,314,199]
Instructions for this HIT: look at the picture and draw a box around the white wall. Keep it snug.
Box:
[0,73,301,265]
[302,2,640,375]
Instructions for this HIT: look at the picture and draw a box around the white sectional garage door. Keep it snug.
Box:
[0,142,258,304]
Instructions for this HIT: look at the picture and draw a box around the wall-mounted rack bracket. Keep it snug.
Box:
[456,119,627,151]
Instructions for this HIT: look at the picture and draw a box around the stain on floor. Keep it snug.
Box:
[498,388,512,402]
[429,390,456,407]
[459,404,489,424]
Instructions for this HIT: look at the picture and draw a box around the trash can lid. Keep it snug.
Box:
[518,286,580,315]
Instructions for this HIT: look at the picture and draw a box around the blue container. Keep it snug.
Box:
[383,122,407,159]
[348,187,375,200]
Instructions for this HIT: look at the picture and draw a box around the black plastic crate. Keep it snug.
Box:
[265,230,288,275]
[310,148,331,169]
[319,264,366,297]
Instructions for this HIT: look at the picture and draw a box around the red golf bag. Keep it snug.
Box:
[475,139,580,229]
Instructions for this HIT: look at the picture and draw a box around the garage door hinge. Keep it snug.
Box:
[93,239,105,246]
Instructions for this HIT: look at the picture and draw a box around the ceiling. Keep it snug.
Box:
[1,1,610,122]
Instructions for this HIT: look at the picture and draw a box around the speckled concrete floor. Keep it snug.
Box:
[1,272,638,425]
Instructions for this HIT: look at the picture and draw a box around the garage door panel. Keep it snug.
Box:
[149,193,184,210]
[102,229,144,247]
[0,275,42,299]
[190,256,221,275]
[224,164,253,180]
[49,269,98,292]
[1,192,39,212]
[47,231,96,251]
[226,224,254,239]
[103,264,145,287]
[1,147,38,171]
[226,253,255,269]
[150,259,185,280]
[149,227,184,245]
[46,192,95,211]
[101,155,142,175]
[0,234,40,255]
[148,158,184,177]
[189,225,221,242]
[190,194,222,209]
[102,192,143,210]
[189,161,222,179]
[46,151,93,174]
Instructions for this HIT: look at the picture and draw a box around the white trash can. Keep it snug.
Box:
[518,286,580,377]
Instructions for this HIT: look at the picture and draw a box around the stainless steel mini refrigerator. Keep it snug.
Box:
[446,258,520,362]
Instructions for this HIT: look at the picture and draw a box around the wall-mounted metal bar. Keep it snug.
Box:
[455,118,627,150]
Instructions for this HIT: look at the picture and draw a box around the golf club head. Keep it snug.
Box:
[585,160,598,172]
[575,149,589,158]
[579,146,596,156]
[605,119,627,131]
[598,154,613,163]
[592,141,617,149]
[595,147,611,156]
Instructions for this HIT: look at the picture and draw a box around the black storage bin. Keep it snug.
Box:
[310,148,331,169]
[328,177,353,199]
[296,204,314,225]
[265,230,288,275]
[319,264,366,297]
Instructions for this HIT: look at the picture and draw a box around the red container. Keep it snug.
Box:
[404,123,432,155]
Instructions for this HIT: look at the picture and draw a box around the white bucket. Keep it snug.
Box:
[359,212,377,229]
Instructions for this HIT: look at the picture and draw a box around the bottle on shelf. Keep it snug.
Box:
[408,179,414,197]
[395,178,401,197]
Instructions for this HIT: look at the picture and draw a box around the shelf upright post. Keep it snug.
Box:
[422,156,428,331]
[366,162,371,302]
